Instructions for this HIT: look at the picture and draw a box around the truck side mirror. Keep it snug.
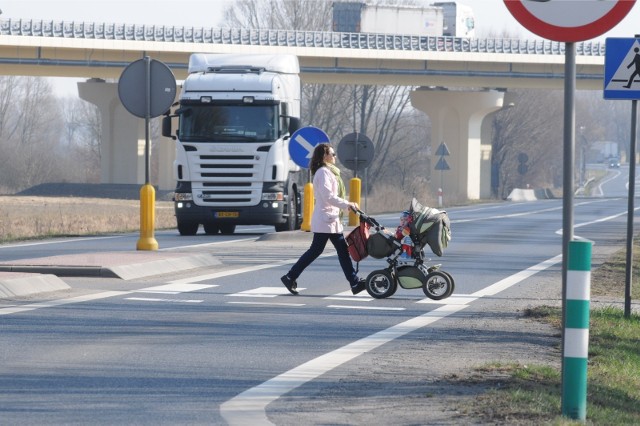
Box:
[162,116,175,140]
[288,117,301,135]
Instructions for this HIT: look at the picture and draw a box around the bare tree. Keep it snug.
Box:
[222,0,429,201]
[491,89,564,198]
[60,97,102,182]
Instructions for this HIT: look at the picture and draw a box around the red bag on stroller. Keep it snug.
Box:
[346,219,370,262]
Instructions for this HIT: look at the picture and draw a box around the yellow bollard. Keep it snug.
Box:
[137,183,159,250]
[300,182,314,232]
[348,177,361,226]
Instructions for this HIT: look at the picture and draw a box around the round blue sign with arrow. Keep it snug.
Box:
[288,126,330,168]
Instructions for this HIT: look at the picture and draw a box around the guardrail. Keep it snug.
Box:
[0,18,606,57]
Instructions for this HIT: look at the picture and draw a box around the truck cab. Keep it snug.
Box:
[163,54,302,235]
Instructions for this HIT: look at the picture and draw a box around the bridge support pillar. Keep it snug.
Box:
[77,80,175,191]
[410,88,505,202]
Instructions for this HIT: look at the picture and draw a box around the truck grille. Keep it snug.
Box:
[190,151,264,206]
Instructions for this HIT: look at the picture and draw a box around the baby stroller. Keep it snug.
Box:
[347,198,454,300]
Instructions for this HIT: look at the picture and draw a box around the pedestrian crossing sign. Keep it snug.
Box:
[604,37,640,100]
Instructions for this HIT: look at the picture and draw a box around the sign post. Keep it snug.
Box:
[604,35,640,318]
[504,0,635,421]
[118,57,176,251]
[337,132,375,225]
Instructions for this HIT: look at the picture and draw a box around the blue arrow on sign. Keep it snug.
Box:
[288,126,330,168]
[604,37,640,100]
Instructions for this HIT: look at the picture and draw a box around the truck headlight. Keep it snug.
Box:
[174,193,193,201]
[262,192,283,201]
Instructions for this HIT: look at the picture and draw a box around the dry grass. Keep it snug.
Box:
[364,183,439,214]
[0,196,176,242]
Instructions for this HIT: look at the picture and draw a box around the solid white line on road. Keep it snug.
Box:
[327,305,405,311]
[0,235,123,250]
[417,294,477,305]
[219,303,467,426]
[471,255,561,298]
[226,301,306,307]
[324,296,372,302]
[136,283,219,294]
[125,297,203,303]
[227,286,295,298]
[0,291,130,316]
[219,249,577,425]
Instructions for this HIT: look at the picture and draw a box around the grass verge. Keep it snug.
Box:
[460,230,640,424]
[0,196,176,243]
[465,306,640,425]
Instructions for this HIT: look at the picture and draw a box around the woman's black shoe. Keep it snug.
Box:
[281,275,299,295]
[351,278,366,295]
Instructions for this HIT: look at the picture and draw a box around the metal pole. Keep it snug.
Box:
[624,99,637,318]
[560,41,576,416]
[145,56,151,185]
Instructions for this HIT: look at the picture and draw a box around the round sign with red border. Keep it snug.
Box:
[504,0,636,42]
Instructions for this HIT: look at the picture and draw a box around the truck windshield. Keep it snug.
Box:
[178,104,279,143]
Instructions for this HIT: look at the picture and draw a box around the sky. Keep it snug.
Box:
[1,0,639,95]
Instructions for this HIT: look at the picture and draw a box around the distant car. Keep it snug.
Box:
[608,159,621,168]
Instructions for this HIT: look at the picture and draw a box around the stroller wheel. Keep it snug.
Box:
[422,270,453,300]
[440,270,455,296]
[365,269,397,299]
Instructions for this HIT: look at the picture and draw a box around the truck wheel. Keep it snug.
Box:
[203,223,219,235]
[177,221,199,236]
[219,224,236,234]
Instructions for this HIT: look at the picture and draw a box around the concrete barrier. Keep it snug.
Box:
[507,188,555,201]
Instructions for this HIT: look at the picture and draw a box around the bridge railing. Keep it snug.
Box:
[0,18,606,57]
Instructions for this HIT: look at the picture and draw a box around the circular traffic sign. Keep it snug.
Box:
[118,57,177,118]
[288,126,330,168]
[504,0,635,42]
[337,132,375,171]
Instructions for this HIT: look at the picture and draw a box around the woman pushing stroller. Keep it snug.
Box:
[281,143,367,295]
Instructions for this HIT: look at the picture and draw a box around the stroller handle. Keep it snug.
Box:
[350,206,382,228]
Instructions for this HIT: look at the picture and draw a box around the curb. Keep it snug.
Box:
[0,272,70,298]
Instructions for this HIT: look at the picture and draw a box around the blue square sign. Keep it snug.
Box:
[604,37,640,100]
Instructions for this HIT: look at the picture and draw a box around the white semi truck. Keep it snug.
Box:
[162,53,303,235]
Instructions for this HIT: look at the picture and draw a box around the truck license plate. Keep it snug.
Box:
[215,211,239,218]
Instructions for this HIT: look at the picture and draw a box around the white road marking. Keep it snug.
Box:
[226,301,306,307]
[0,235,123,249]
[219,303,467,426]
[125,297,203,303]
[166,253,335,285]
[0,291,130,316]
[136,283,218,294]
[417,294,477,305]
[227,287,298,298]
[324,296,372,302]
[218,251,569,425]
[327,305,405,311]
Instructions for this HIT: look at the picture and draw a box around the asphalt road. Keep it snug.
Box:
[1,177,638,424]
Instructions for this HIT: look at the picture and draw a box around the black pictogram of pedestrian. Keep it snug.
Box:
[623,47,640,89]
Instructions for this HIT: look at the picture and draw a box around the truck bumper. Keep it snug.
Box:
[174,200,286,226]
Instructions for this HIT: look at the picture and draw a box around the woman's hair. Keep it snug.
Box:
[310,143,332,175]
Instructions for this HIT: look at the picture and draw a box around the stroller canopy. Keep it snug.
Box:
[409,198,451,257]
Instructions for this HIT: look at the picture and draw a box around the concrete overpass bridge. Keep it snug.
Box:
[0,18,607,199]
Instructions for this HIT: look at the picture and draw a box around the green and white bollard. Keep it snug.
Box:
[562,240,593,421]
